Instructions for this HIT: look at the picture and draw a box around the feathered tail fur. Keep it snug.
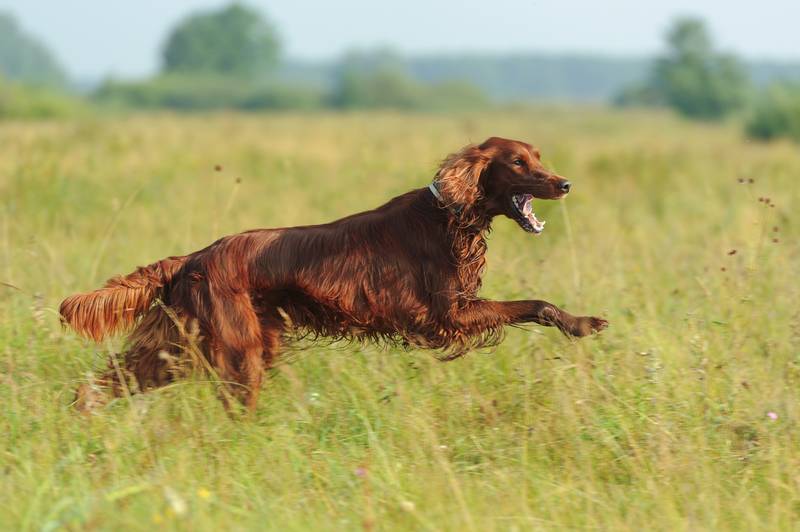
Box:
[59,256,187,341]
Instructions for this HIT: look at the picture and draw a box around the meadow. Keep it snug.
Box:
[0,108,798,530]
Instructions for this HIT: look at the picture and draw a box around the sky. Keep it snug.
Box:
[2,0,799,82]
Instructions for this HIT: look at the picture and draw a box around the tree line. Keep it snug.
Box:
[0,5,799,141]
[615,17,800,141]
[95,4,488,112]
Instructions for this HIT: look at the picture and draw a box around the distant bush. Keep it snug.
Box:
[331,69,423,109]
[745,83,800,142]
[330,68,488,111]
[93,71,486,113]
[0,76,82,119]
[613,85,663,107]
[94,75,324,111]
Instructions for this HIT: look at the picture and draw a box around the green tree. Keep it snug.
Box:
[654,18,749,119]
[616,18,749,120]
[162,3,280,78]
[0,12,67,87]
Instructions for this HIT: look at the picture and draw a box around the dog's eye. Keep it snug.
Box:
[513,159,525,167]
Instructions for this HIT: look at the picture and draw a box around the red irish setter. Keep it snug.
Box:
[61,137,607,411]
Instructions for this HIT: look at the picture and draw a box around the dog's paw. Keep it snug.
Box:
[571,316,609,337]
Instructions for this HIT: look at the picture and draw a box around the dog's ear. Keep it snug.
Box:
[434,144,490,210]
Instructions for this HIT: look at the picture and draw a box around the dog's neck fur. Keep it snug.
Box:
[413,186,492,301]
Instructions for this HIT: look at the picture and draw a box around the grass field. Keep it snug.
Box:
[1,108,798,530]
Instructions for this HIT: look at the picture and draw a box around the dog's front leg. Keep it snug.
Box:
[456,300,607,338]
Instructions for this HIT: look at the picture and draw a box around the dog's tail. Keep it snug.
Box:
[59,255,188,342]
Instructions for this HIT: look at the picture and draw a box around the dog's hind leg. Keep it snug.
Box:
[208,290,265,412]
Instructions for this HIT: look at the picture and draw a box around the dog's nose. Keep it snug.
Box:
[559,181,571,193]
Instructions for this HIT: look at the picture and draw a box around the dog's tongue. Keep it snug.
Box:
[522,197,533,216]
[522,196,545,233]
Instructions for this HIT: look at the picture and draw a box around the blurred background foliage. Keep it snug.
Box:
[746,82,800,142]
[1,4,800,140]
[0,74,84,118]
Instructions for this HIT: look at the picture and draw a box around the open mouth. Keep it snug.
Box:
[511,194,545,234]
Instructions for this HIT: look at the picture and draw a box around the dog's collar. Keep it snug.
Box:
[428,182,444,202]
[428,182,462,215]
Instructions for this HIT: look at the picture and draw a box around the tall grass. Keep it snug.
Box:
[0,109,798,530]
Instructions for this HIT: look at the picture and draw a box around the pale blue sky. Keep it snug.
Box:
[2,0,799,81]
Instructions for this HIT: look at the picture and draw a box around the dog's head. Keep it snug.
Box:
[434,137,571,234]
